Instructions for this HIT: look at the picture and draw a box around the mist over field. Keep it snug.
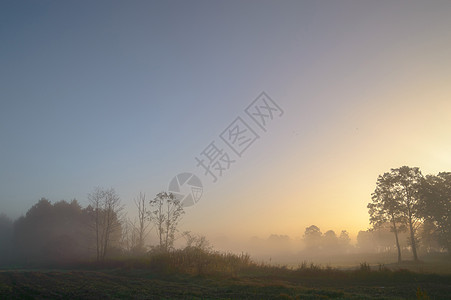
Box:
[1,1,451,299]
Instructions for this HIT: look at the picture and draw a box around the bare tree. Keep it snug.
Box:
[121,218,138,253]
[88,189,102,261]
[88,187,124,261]
[134,192,150,253]
[148,192,184,251]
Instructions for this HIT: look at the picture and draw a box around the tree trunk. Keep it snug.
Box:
[409,218,419,261]
[405,186,419,262]
[95,207,100,262]
[391,214,402,263]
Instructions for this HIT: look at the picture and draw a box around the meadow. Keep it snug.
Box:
[1,249,450,299]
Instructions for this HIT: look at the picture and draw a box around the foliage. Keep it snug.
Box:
[369,166,424,262]
[420,172,451,253]
[0,214,13,265]
[369,171,406,262]
[11,198,93,264]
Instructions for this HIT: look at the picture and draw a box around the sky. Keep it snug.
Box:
[1,0,451,244]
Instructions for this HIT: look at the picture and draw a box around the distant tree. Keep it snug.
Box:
[0,213,13,265]
[357,230,375,253]
[356,225,407,254]
[13,198,54,262]
[120,218,138,254]
[183,231,212,251]
[339,230,351,251]
[420,172,451,253]
[375,223,408,253]
[148,192,184,252]
[45,199,91,261]
[323,230,338,249]
[13,198,92,264]
[419,219,440,253]
[303,225,322,251]
[266,234,291,253]
[88,187,124,261]
[268,234,291,243]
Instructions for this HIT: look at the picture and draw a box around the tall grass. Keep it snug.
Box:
[144,247,253,275]
[57,247,451,287]
[93,247,254,276]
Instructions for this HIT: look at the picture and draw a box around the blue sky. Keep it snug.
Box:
[1,0,311,212]
[1,1,451,241]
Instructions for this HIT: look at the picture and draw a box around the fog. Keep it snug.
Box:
[1,1,450,274]
[1,181,448,269]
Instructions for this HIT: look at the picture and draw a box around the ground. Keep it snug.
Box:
[1,266,450,299]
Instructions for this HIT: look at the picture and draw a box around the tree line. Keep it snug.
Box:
[0,189,185,266]
[302,225,352,254]
[0,165,449,266]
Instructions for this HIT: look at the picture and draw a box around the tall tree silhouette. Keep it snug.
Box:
[392,166,423,261]
[369,172,405,262]
[369,166,423,262]
[421,172,451,253]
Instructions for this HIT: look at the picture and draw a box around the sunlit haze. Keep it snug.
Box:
[1,0,450,251]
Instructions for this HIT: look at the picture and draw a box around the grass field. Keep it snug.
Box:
[1,265,450,299]
[1,250,450,299]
